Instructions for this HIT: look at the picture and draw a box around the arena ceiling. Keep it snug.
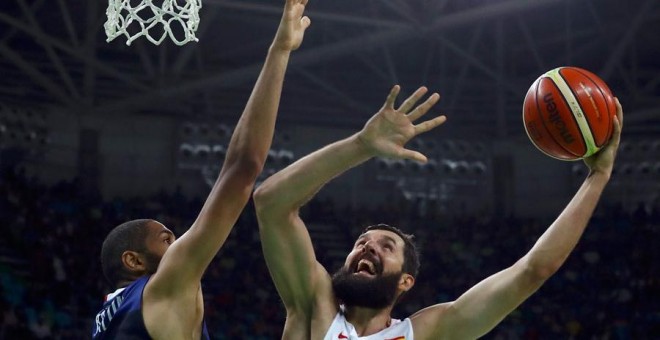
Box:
[1,0,659,138]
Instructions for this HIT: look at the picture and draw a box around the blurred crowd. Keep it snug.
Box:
[1,166,658,339]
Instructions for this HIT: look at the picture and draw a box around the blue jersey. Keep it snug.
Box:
[92,276,210,339]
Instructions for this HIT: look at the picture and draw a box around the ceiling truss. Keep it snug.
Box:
[0,0,658,136]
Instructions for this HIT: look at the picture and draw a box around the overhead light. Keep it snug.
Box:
[179,143,195,158]
[212,144,226,159]
[440,159,456,174]
[266,149,277,165]
[195,144,210,160]
[455,161,469,175]
[471,161,486,175]
[278,149,294,165]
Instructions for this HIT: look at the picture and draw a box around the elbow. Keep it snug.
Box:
[238,155,265,180]
[253,180,298,227]
[531,264,561,281]
[253,182,275,215]
[226,154,264,183]
[522,256,562,282]
[253,187,279,231]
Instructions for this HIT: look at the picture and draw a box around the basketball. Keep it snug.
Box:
[523,66,616,161]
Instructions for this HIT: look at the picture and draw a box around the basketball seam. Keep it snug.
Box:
[558,69,599,151]
[573,68,613,147]
[547,68,593,157]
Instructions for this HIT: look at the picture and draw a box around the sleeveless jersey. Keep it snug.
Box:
[323,309,414,340]
[92,276,210,339]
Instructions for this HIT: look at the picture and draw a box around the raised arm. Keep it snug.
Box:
[150,0,311,293]
[412,99,623,340]
[253,86,444,316]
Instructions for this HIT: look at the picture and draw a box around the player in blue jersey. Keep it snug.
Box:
[92,1,311,338]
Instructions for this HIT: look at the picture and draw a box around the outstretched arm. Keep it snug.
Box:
[412,99,624,340]
[150,0,311,294]
[254,86,445,315]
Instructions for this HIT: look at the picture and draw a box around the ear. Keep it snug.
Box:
[399,273,415,292]
[121,250,146,272]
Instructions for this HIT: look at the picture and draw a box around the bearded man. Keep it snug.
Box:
[254,85,623,339]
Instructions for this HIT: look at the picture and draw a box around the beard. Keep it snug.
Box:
[331,266,402,309]
[142,250,162,275]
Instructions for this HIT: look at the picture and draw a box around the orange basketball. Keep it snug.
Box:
[523,66,616,161]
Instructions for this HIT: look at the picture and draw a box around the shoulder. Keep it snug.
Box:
[114,276,150,307]
[127,276,150,292]
[92,278,151,339]
[409,302,454,340]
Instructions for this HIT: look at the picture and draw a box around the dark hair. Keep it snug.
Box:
[101,219,152,288]
[363,223,420,278]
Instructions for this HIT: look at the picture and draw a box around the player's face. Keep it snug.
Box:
[330,230,408,308]
[142,221,176,273]
[346,229,406,277]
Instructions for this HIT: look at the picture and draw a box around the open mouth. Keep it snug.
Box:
[354,259,377,276]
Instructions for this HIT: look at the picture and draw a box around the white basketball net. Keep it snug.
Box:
[105,0,201,46]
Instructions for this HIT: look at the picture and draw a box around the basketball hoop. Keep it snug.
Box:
[105,0,202,46]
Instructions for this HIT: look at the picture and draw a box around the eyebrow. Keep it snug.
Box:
[159,230,174,237]
[355,234,398,246]
[381,235,397,246]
